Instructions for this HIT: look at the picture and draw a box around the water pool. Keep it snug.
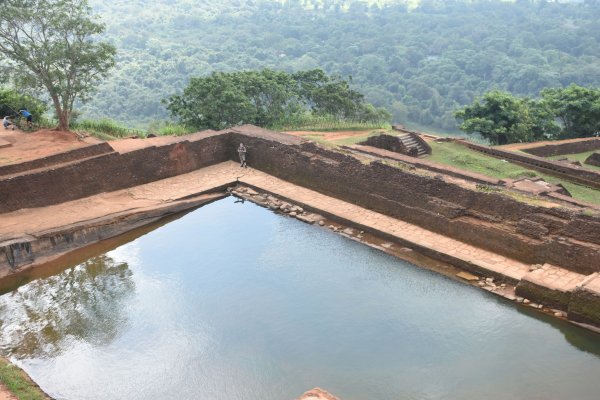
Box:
[1,198,599,399]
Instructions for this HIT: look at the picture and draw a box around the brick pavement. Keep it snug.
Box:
[520,264,586,293]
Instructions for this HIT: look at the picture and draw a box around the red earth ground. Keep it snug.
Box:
[0,128,101,165]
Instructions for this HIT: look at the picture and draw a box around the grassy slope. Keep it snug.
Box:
[0,358,48,400]
[428,142,600,205]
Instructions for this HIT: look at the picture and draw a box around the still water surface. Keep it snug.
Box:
[1,198,600,400]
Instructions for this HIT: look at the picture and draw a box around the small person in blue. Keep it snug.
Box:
[19,109,33,128]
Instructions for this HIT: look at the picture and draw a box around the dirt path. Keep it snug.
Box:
[0,384,17,400]
[0,128,100,166]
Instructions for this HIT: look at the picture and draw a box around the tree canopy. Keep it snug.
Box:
[540,85,600,139]
[78,0,600,131]
[455,85,599,144]
[0,0,116,130]
[0,89,47,122]
[165,69,391,130]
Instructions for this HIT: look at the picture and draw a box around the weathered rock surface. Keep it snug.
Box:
[298,388,340,400]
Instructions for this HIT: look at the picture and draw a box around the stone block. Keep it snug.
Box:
[568,274,600,326]
[515,268,576,309]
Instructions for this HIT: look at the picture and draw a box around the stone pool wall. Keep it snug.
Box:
[229,126,600,275]
[0,131,231,213]
[1,125,599,276]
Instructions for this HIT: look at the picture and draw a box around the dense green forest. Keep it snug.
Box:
[81,0,600,131]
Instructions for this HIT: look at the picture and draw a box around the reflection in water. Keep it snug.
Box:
[516,306,600,358]
[0,198,599,400]
[0,255,133,359]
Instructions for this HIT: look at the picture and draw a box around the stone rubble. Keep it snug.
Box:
[230,186,325,227]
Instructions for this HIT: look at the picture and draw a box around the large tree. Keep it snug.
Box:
[166,68,390,130]
[454,91,558,145]
[0,0,116,131]
[541,84,600,138]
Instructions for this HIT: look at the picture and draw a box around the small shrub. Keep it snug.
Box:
[507,170,537,179]
[476,184,501,193]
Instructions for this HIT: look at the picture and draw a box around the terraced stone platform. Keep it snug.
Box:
[1,126,599,329]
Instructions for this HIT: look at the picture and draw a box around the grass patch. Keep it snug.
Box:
[70,119,194,140]
[332,130,386,146]
[429,142,534,178]
[72,119,145,139]
[0,357,48,400]
[546,150,600,172]
[270,114,390,132]
[147,122,194,137]
[429,141,600,205]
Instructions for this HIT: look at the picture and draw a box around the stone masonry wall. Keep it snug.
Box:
[360,134,407,154]
[1,125,598,275]
[585,152,600,167]
[230,126,600,275]
[0,142,114,177]
[523,138,600,157]
[0,132,231,213]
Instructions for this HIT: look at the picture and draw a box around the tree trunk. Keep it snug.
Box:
[50,94,70,131]
[58,111,70,131]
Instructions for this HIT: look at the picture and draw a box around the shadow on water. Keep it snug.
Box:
[514,304,600,357]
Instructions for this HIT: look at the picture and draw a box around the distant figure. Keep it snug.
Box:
[19,109,32,128]
[238,143,247,168]
[3,116,14,130]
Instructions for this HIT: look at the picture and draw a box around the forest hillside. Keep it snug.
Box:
[84,0,600,131]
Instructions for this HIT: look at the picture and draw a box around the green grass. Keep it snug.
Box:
[72,119,145,139]
[0,358,48,400]
[70,119,195,140]
[270,114,390,132]
[332,130,387,146]
[296,129,385,148]
[147,122,195,137]
[546,150,600,172]
[429,141,600,205]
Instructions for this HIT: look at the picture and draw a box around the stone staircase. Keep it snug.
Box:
[397,132,429,157]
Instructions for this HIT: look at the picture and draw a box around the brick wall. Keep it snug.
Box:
[0,132,231,213]
[585,152,600,167]
[231,127,600,274]
[523,138,600,157]
[360,134,407,154]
